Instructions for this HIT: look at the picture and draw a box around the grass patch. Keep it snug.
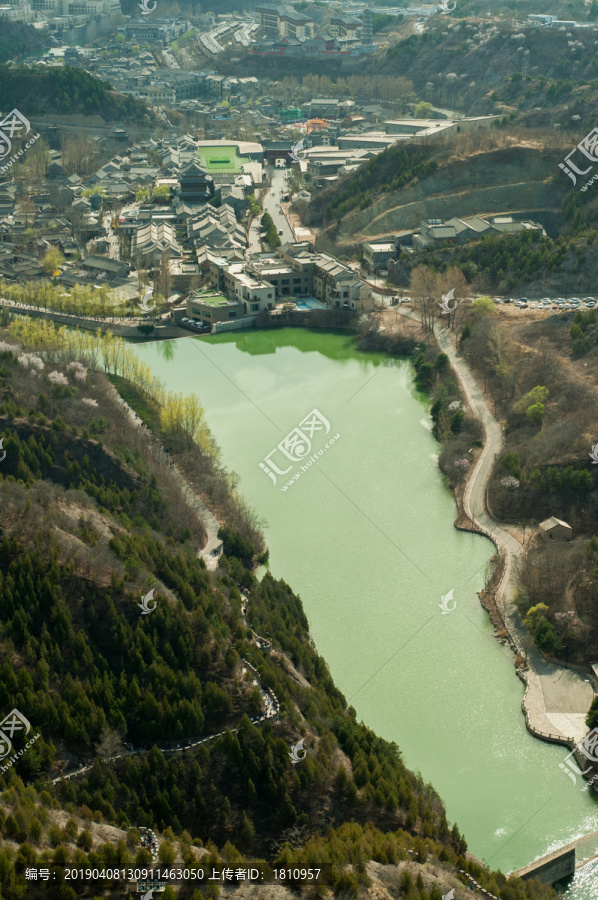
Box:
[197,146,249,172]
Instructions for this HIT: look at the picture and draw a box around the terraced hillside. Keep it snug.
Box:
[304,140,568,253]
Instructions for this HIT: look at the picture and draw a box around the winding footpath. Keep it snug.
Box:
[49,588,280,786]
[389,302,595,748]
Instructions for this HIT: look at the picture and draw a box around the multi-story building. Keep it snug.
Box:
[329,16,360,39]
[246,258,307,298]
[254,4,279,35]
[255,3,314,39]
[212,243,363,308]
[0,1,33,22]
[219,263,275,315]
[362,241,396,273]
[153,70,207,101]
[141,83,176,104]
[123,15,186,43]
[279,10,314,39]
[31,0,117,15]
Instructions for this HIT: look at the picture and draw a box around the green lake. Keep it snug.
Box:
[132,328,598,897]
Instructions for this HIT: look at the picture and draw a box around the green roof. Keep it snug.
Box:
[193,291,236,308]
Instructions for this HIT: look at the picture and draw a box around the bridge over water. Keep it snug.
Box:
[511,826,598,885]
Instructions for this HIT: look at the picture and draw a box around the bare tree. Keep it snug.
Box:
[95,727,124,759]
[61,131,98,176]
[438,265,468,330]
[410,265,439,332]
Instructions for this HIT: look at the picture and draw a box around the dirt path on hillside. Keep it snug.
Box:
[374,299,594,747]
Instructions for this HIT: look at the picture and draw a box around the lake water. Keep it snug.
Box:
[132,329,598,896]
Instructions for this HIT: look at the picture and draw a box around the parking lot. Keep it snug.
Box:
[493,296,596,314]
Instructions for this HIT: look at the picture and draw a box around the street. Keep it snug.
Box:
[246,165,295,255]
[262,165,295,244]
[102,212,120,260]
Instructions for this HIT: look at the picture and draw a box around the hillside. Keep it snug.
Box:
[406,293,598,668]
[0,320,557,900]
[0,23,47,64]
[0,65,152,124]
[302,137,568,252]
[381,17,598,125]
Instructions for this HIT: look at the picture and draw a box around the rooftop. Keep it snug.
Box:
[190,290,238,308]
[540,516,571,529]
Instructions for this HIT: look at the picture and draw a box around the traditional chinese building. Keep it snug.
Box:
[178,161,215,203]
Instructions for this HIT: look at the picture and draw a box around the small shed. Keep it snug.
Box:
[538,516,573,541]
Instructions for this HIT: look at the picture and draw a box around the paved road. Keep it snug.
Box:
[262,166,295,244]
[102,213,120,261]
[248,214,262,255]
[161,47,180,68]
[435,320,593,744]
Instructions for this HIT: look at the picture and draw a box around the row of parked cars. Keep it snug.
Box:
[180,316,212,333]
[500,297,596,311]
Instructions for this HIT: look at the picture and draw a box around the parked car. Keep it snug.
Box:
[530,302,537,309]
[583,297,595,303]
